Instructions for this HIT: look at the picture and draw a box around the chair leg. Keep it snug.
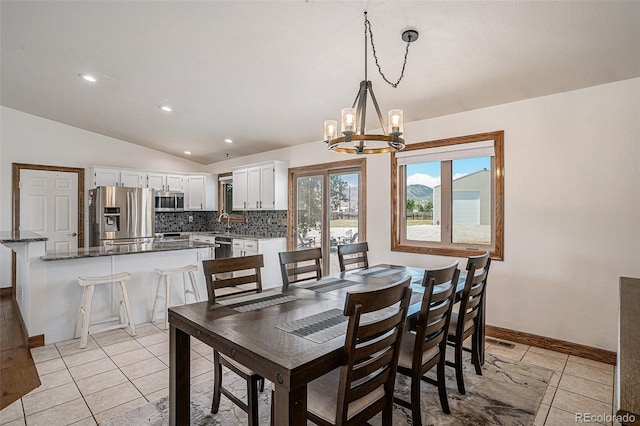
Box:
[75,286,88,339]
[79,285,94,349]
[119,281,136,336]
[189,271,201,302]
[248,375,259,426]
[410,372,423,426]
[212,351,223,413]
[381,395,393,426]
[455,339,466,395]
[151,273,162,324]
[436,358,451,414]
[472,331,482,376]
[164,274,171,330]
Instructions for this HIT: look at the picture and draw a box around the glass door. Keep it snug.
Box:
[293,165,363,275]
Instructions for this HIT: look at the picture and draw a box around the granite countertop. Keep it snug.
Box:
[0,230,48,243]
[41,240,217,261]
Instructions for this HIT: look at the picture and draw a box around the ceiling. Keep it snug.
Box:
[2,1,639,165]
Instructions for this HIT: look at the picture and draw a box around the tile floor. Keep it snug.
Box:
[0,323,618,425]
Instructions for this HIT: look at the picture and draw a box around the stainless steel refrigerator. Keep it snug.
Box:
[89,186,155,246]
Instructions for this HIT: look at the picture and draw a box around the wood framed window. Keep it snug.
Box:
[217,172,245,222]
[391,131,504,260]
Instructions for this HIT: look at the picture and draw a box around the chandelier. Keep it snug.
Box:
[324,11,418,154]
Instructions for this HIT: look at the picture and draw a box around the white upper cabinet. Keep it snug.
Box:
[232,169,249,210]
[186,175,206,210]
[232,161,288,210]
[92,167,216,211]
[93,168,120,187]
[166,175,185,192]
[147,173,166,191]
[119,170,145,188]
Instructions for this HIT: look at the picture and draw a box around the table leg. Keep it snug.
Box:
[273,382,307,426]
[479,295,486,365]
[169,324,190,425]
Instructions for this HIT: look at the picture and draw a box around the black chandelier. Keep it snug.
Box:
[324,11,418,154]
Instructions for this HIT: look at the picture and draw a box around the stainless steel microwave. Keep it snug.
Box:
[154,191,184,212]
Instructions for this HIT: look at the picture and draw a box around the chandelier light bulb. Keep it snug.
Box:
[341,108,357,135]
[388,109,403,135]
[324,120,338,141]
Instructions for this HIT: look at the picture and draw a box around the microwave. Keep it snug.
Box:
[155,191,184,212]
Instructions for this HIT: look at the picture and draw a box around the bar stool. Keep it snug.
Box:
[75,272,136,349]
[151,265,201,329]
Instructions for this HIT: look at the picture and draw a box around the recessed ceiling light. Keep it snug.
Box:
[159,105,173,112]
[80,74,97,83]
[184,151,191,155]
[224,138,233,144]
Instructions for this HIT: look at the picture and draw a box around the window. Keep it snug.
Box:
[391,131,504,259]
[217,172,245,222]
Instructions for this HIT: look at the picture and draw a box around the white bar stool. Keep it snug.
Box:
[75,272,136,348]
[151,265,201,329]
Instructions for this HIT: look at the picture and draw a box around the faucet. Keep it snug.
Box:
[218,212,231,231]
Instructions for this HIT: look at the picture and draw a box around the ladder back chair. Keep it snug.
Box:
[202,255,265,425]
[306,277,413,426]
[278,247,322,290]
[337,242,369,272]
[446,251,491,395]
[394,262,460,424]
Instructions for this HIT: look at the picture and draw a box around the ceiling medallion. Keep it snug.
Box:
[324,11,418,155]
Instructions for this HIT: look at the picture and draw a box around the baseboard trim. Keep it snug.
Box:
[27,334,45,349]
[0,287,12,296]
[486,325,616,365]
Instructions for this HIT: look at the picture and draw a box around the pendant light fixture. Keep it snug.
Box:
[324,11,418,154]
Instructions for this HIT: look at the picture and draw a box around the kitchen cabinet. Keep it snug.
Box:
[186,175,206,211]
[147,173,166,191]
[232,161,288,210]
[189,234,215,260]
[232,237,285,288]
[92,167,216,211]
[166,175,185,192]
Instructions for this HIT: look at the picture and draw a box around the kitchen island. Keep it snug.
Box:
[1,232,217,345]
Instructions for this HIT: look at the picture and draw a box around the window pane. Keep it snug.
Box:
[296,175,323,250]
[451,157,492,245]
[405,162,440,242]
[329,172,359,274]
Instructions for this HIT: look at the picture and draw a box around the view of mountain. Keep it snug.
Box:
[407,184,433,205]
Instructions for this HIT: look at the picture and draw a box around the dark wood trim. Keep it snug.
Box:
[287,158,366,256]
[0,287,12,296]
[486,325,616,365]
[27,334,45,349]
[390,130,504,261]
[11,163,85,297]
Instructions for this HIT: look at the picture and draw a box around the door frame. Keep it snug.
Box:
[287,158,366,273]
[11,163,85,297]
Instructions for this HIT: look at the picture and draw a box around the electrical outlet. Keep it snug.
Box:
[20,288,24,302]
[188,215,193,223]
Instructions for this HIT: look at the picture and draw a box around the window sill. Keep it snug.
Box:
[391,242,502,261]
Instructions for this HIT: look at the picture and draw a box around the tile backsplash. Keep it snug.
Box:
[155,210,287,238]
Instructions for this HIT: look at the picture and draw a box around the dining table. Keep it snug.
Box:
[168,264,471,425]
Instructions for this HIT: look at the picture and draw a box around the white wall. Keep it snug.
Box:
[210,78,640,351]
[0,106,207,288]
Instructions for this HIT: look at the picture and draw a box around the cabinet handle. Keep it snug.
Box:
[256,201,259,209]
[244,201,246,209]
[200,203,203,210]
[259,201,262,208]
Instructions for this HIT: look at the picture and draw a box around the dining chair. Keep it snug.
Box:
[306,277,413,426]
[394,262,459,424]
[278,247,322,290]
[337,242,369,272]
[202,255,266,425]
[446,251,491,395]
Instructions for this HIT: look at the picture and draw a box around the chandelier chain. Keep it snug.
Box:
[364,14,412,88]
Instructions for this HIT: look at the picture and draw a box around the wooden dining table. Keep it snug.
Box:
[168,264,468,425]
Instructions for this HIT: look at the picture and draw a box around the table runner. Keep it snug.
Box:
[276,308,347,344]
[217,291,300,313]
[298,277,360,293]
[352,266,403,278]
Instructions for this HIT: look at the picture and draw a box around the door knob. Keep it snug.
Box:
[68,232,77,237]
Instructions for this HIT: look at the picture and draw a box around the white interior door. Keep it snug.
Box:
[20,169,79,252]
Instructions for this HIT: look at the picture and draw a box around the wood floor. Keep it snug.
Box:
[0,295,40,410]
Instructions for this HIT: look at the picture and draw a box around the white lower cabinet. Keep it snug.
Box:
[232,238,286,289]
[189,234,215,260]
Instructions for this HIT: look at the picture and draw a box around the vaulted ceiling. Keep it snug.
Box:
[2,1,639,164]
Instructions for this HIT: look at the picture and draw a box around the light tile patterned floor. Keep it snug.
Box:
[0,323,617,425]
